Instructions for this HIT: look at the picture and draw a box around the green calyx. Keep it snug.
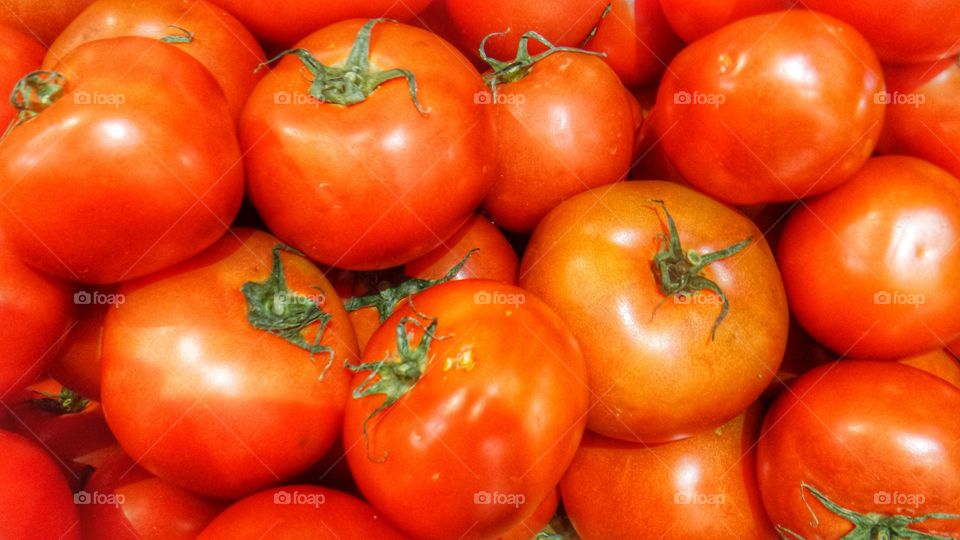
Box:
[160,25,194,44]
[777,483,960,540]
[242,244,335,379]
[649,199,751,340]
[31,386,89,414]
[2,70,66,139]
[256,18,427,114]
[344,248,477,323]
[479,29,605,97]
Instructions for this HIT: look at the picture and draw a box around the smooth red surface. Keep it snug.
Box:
[659,0,784,43]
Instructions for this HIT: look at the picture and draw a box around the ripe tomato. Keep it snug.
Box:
[405,214,518,285]
[898,349,960,389]
[241,19,495,270]
[44,0,266,121]
[654,10,884,205]
[46,299,110,401]
[758,361,960,538]
[498,488,558,540]
[876,58,960,180]
[561,406,774,538]
[480,34,635,233]
[0,24,44,128]
[0,0,95,44]
[778,156,960,359]
[0,430,80,540]
[0,37,243,284]
[521,181,787,442]
[101,229,358,498]
[0,234,74,404]
[343,280,588,539]
[658,0,784,43]
[79,446,222,540]
[800,0,960,64]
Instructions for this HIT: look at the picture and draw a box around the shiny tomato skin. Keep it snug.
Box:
[45,300,110,401]
[481,51,635,233]
[44,0,266,121]
[0,0,95,44]
[778,156,960,359]
[199,485,405,539]
[101,229,357,498]
[658,0,785,43]
[0,430,80,540]
[242,20,495,270]
[0,37,243,284]
[758,361,960,537]
[404,214,519,285]
[497,488,558,540]
[561,407,775,538]
[0,24,44,128]
[521,181,787,442]
[800,0,960,64]
[654,10,884,205]
[344,280,589,540]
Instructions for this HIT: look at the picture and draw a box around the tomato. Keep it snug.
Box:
[479,34,635,233]
[498,487,558,540]
[654,10,884,205]
[241,19,495,270]
[658,0,785,43]
[758,361,960,537]
[521,181,787,442]
[0,430,80,540]
[800,0,960,64]
[101,229,358,498]
[46,299,110,401]
[0,233,74,403]
[79,446,222,540]
[0,37,243,284]
[561,406,774,538]
[0,24,44,128]
[343,279,588,539]
[405,214,518,285]
[898,349,960,389]
[778,156,960,359]
[0,0,95,44]
[876,58,960,180]
[44,0,266,121]
[583,0,683,89]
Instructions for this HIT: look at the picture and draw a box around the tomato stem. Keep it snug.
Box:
[2,70,66,140]
[160,25,194,44]
[579,3,613,47]
[31,386,89,414]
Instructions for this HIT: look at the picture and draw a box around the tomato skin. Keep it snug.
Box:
[46,300,109,401]
[101,229,357,498]
[778,156,960,359]
[520,181,787,442]
[497,488,558,540]
[344,280,589,539]
[876,58,960,180]
[654,10,884,205]
[0,24,44,128]
[0,0,95,44]
[757,361,960,537]
[0,430,80,540]
[481,51,635,233]
[562,407,775,539]
[242,20,495,270]
[404,214,519,285]
[658,0,785,43]
[800,0,960,64]
[199,485,405,539]
[44,0,266,121]
[0,37,243,284]
[898,349,960,389]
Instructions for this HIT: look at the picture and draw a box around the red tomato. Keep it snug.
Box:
[800,0,960,64]
[521,181,788,442]
[898,349,960,390]
[0,430,80,540]
[758,361,960,537]
[0,24,44,128]
[405,214,518,285]
[101,229,357,498]
[46,299,110,401]
[241,19,495,270]
[876,58,960,179]
[199,485,405,539]
[44,0,266,121]
[778,156,960,359]
[654,10,884,205]
[658,0,785,43]
[79,446,222,540]
[344,280,588,539]
[0,0,95,44]
[0,37,243,284]
[498,488,559,540]
[0,234,74,403]
[562,406,774,538]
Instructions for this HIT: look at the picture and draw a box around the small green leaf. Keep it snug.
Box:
[31,386,89,415]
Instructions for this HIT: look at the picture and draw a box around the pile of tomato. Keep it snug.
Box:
[1,0,959,538]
